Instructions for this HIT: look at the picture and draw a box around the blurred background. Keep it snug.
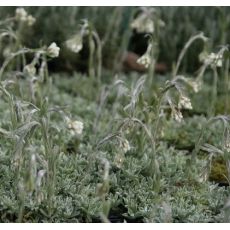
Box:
[1,6,230,74]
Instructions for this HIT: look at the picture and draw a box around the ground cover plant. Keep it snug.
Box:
[1,6,230,223]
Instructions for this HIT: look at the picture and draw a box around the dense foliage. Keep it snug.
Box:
[1,6,230,223]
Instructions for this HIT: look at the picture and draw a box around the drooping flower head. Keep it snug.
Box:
[15,8,28,21]
[65,19,89,54]
[65,33,83,53]
[47,42,60,58]
[131,7,165,34]
[27,15,36,26]
[137,43,153,68]
[199,51,223,68]
[178,95,192,110]
[171,109,183,123]
[119,139,131,153]
[15,8,36,26]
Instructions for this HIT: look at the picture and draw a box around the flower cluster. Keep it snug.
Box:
[131,7,165,34]
[137,44,152,68]
[166,77,195,123]
[171,109,183,123]
[47,42,60,58]
[119,138,131,153]
[27,15,36,26]
[65,20,89,54]
[178,95,192,110]
[199,51,223,68]
[114,153,124,168]
[66,117,84,136]
[65,34,83,53]
[15,8,36,26]
[131,15,155,34]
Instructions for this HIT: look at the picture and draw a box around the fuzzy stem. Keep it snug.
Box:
[173,33,207,78]
[92,31,102,86]
[225,58,229,114]
[209,66,218,117]
[88,27,95,79]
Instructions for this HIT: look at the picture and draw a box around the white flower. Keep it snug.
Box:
[178,95,192,110]
[119,139,131,153]
[137,44,152,68]
[114,153,124,168]
[215,53,223,67]
[171,110,183,123]
[15,8,36,26]
[15,8,28,21]
[47,42,60,58]
[207,52,222,67]
[225,141,230,153]
[66,34,83,53]
[27,15,36,26]
[200,51,223,67]
[137,53,151,68]
[131,14,154,33]
[67,119,84,135]
[131,7,164,34]
[199,51,208,63]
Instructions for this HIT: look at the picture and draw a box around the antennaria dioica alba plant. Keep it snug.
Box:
[65,19,102,86]
[1,6,230,223]
[198,45,229,117]
[189,115,230,185]
[0,8,66,221]
[132,7,165,88]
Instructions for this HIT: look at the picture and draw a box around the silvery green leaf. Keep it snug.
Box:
[200,143,223,154]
